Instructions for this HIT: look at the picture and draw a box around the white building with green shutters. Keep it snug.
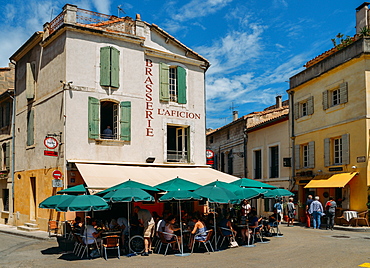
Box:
[7,4,244,231]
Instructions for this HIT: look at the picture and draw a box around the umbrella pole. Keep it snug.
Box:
[213,203,218,251]
[127,202,132,255]
[175,200,190,257]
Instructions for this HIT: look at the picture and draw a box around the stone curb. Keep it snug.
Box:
[0,228,56,241]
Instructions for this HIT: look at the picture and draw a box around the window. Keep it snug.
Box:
[254,150,262,179]
[302,144,308,168]
[227,150,233,175]
[332,89,340,106]
[100,46,120,88]
[220,152,225,172]
[1,142,9,170]
[210,136,214,143]
[27,109,34,146]
[333,137,343,164]
[294,142,315,169]
[0,101,11,128]
[294,96,314,119]
[269,145,279,178]
[2,189,9,211]
[324,134,349,166]
[323,82,348,110]
[160,63,186,104]
[167,125,189,162]
[26,62,36,99]
[88,97,131,141]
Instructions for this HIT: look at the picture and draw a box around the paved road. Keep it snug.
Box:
[1,226,370,268]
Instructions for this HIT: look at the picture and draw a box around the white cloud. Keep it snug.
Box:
[171,0,233,22]
[92,0,111,15]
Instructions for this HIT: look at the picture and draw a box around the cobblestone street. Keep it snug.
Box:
[1,225,370,268]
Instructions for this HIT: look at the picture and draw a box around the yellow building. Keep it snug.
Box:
[288,3,370,216]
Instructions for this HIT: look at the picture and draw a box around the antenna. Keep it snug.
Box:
[229,102,239,111]
[117,5,125,17]
[50,8,54,22]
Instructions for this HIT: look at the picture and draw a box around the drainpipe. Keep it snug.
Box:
[8,61,16,224]
[289,91,295,190]
[243,127,248,178]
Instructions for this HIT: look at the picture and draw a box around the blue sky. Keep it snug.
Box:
[0,0,360,129]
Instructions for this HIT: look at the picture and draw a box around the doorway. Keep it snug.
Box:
[30,177,36,220]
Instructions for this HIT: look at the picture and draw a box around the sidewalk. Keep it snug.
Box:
[0,223,56,240]
[282,221,370,232]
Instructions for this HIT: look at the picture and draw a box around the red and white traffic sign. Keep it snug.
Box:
[52,170,63,179]
[44,137,59,149]
[206,149,214,159]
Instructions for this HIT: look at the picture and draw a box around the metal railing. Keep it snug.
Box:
[49,7,135,35]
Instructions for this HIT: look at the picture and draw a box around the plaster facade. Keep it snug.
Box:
[10,5,209,229]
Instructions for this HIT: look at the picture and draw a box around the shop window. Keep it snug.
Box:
[254,150,262,179]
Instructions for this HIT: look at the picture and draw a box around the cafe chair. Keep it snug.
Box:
[72,232,83,256]
[269,221,283,237]
[156,232,180,256]
[251,224,268,244]
[191,229,214,254]
[351,211,369,227]
[48,220,60,237]
[218,227,236,248]
[101,235,120,260]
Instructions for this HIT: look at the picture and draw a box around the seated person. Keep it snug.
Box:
[266,209,281,231]
[117,217,129,247]
[248,211,262,241]
[163,215,181,250]
[73,216,82,233]
[219,213,237,237]
[188,215,207,250]
[83,218,104,245]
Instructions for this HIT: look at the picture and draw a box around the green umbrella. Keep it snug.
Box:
[102,187,155,202]
[39,194,73,209]
[96,179,158,196]
[56,195,110,212]
[204,180,240,192]
[193,185,239,204]
[234,188,267,200]
[230,178,277,189]
[155,177,201,191]
[264,188,294,198]
[159,190,202,201]
[57,184,87,194]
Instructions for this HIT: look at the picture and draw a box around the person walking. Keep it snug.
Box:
[308,196,324,229]
[134,206,155,256]
[286,197,295,227]
[325,196,337,230]
[305,195,313,228]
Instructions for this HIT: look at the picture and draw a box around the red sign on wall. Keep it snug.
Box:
[44,150,58,157]
[52,170,63,179]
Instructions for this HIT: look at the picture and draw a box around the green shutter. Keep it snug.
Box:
[110,47,120,88]
[26,62,35,99]
[120,101,131,141]
[5,142,10,170]
[159,63,169,102]
[27,109,34,146]
[177,66,187,104]
[88,97,100,139]
[100,47,111,87]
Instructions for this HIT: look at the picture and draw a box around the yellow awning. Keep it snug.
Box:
[304,172,357,188]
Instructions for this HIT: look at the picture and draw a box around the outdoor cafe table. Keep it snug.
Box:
[343,211,358,222]
[101,230,121,237]
[236,224,255,248]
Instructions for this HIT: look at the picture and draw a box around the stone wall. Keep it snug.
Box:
[0,63,15,94]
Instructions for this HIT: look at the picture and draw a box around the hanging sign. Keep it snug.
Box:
[44,137,59,149]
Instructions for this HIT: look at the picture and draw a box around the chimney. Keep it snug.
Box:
[233,111,238,121]
[276,95,282,108]
[356,2,370,34]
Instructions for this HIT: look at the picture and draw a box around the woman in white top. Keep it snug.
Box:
[163,216,181,250]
